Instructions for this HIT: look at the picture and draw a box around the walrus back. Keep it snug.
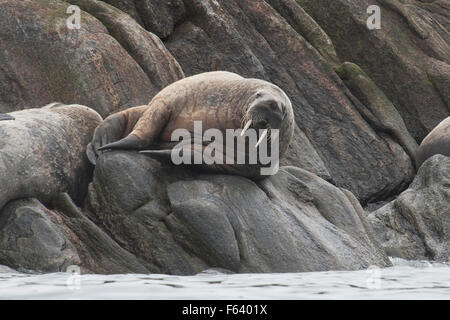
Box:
[416,117,450,168]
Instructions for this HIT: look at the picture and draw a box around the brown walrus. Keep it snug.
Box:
[87,71,295,178]
[416,116,450,168]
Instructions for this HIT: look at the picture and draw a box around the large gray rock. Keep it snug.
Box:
[0,0,420,203]
[0,103,102,211]
[67,0,185,90]
[101,0,144,25]
[101,0,187,39]
[0,195,149,274]
[297,0,450,142]
[367,155,450,262]
[86,152,391,275]
[265,0,341,68]
[0,0,181,117]
[0,199,80,272]
[133,0,186,39]
[0,265,16,273]
[164,0,415,202]
[336,62,419,165]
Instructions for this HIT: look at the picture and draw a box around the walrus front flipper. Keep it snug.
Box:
[141,145,266,179]
[0,113,15,121]
[95,100,171,154]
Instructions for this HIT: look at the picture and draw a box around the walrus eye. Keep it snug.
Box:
[255,92,262,98]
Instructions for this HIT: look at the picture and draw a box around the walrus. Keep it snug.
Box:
[88,71,295,178]
[416,116,450,168]
[0,103,102,212]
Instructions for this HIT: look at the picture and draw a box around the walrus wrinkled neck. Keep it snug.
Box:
[97,134,146,151]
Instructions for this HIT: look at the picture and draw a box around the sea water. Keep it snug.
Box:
[0,258,448,299]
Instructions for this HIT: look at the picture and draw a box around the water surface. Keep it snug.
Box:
[0,258,448,299]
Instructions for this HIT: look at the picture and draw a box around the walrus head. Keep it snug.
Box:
[241,89,287,147]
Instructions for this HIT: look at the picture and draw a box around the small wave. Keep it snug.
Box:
[0,261,449,299]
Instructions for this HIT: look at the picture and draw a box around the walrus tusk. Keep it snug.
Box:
[255,129,268,148]
[240,120,252,136]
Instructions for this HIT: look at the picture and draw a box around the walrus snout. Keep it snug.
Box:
[254,118,269,128]
[248,101,283,130]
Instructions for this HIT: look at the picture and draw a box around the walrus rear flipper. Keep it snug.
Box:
[87,105,149,165]
[88,133,146,165]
